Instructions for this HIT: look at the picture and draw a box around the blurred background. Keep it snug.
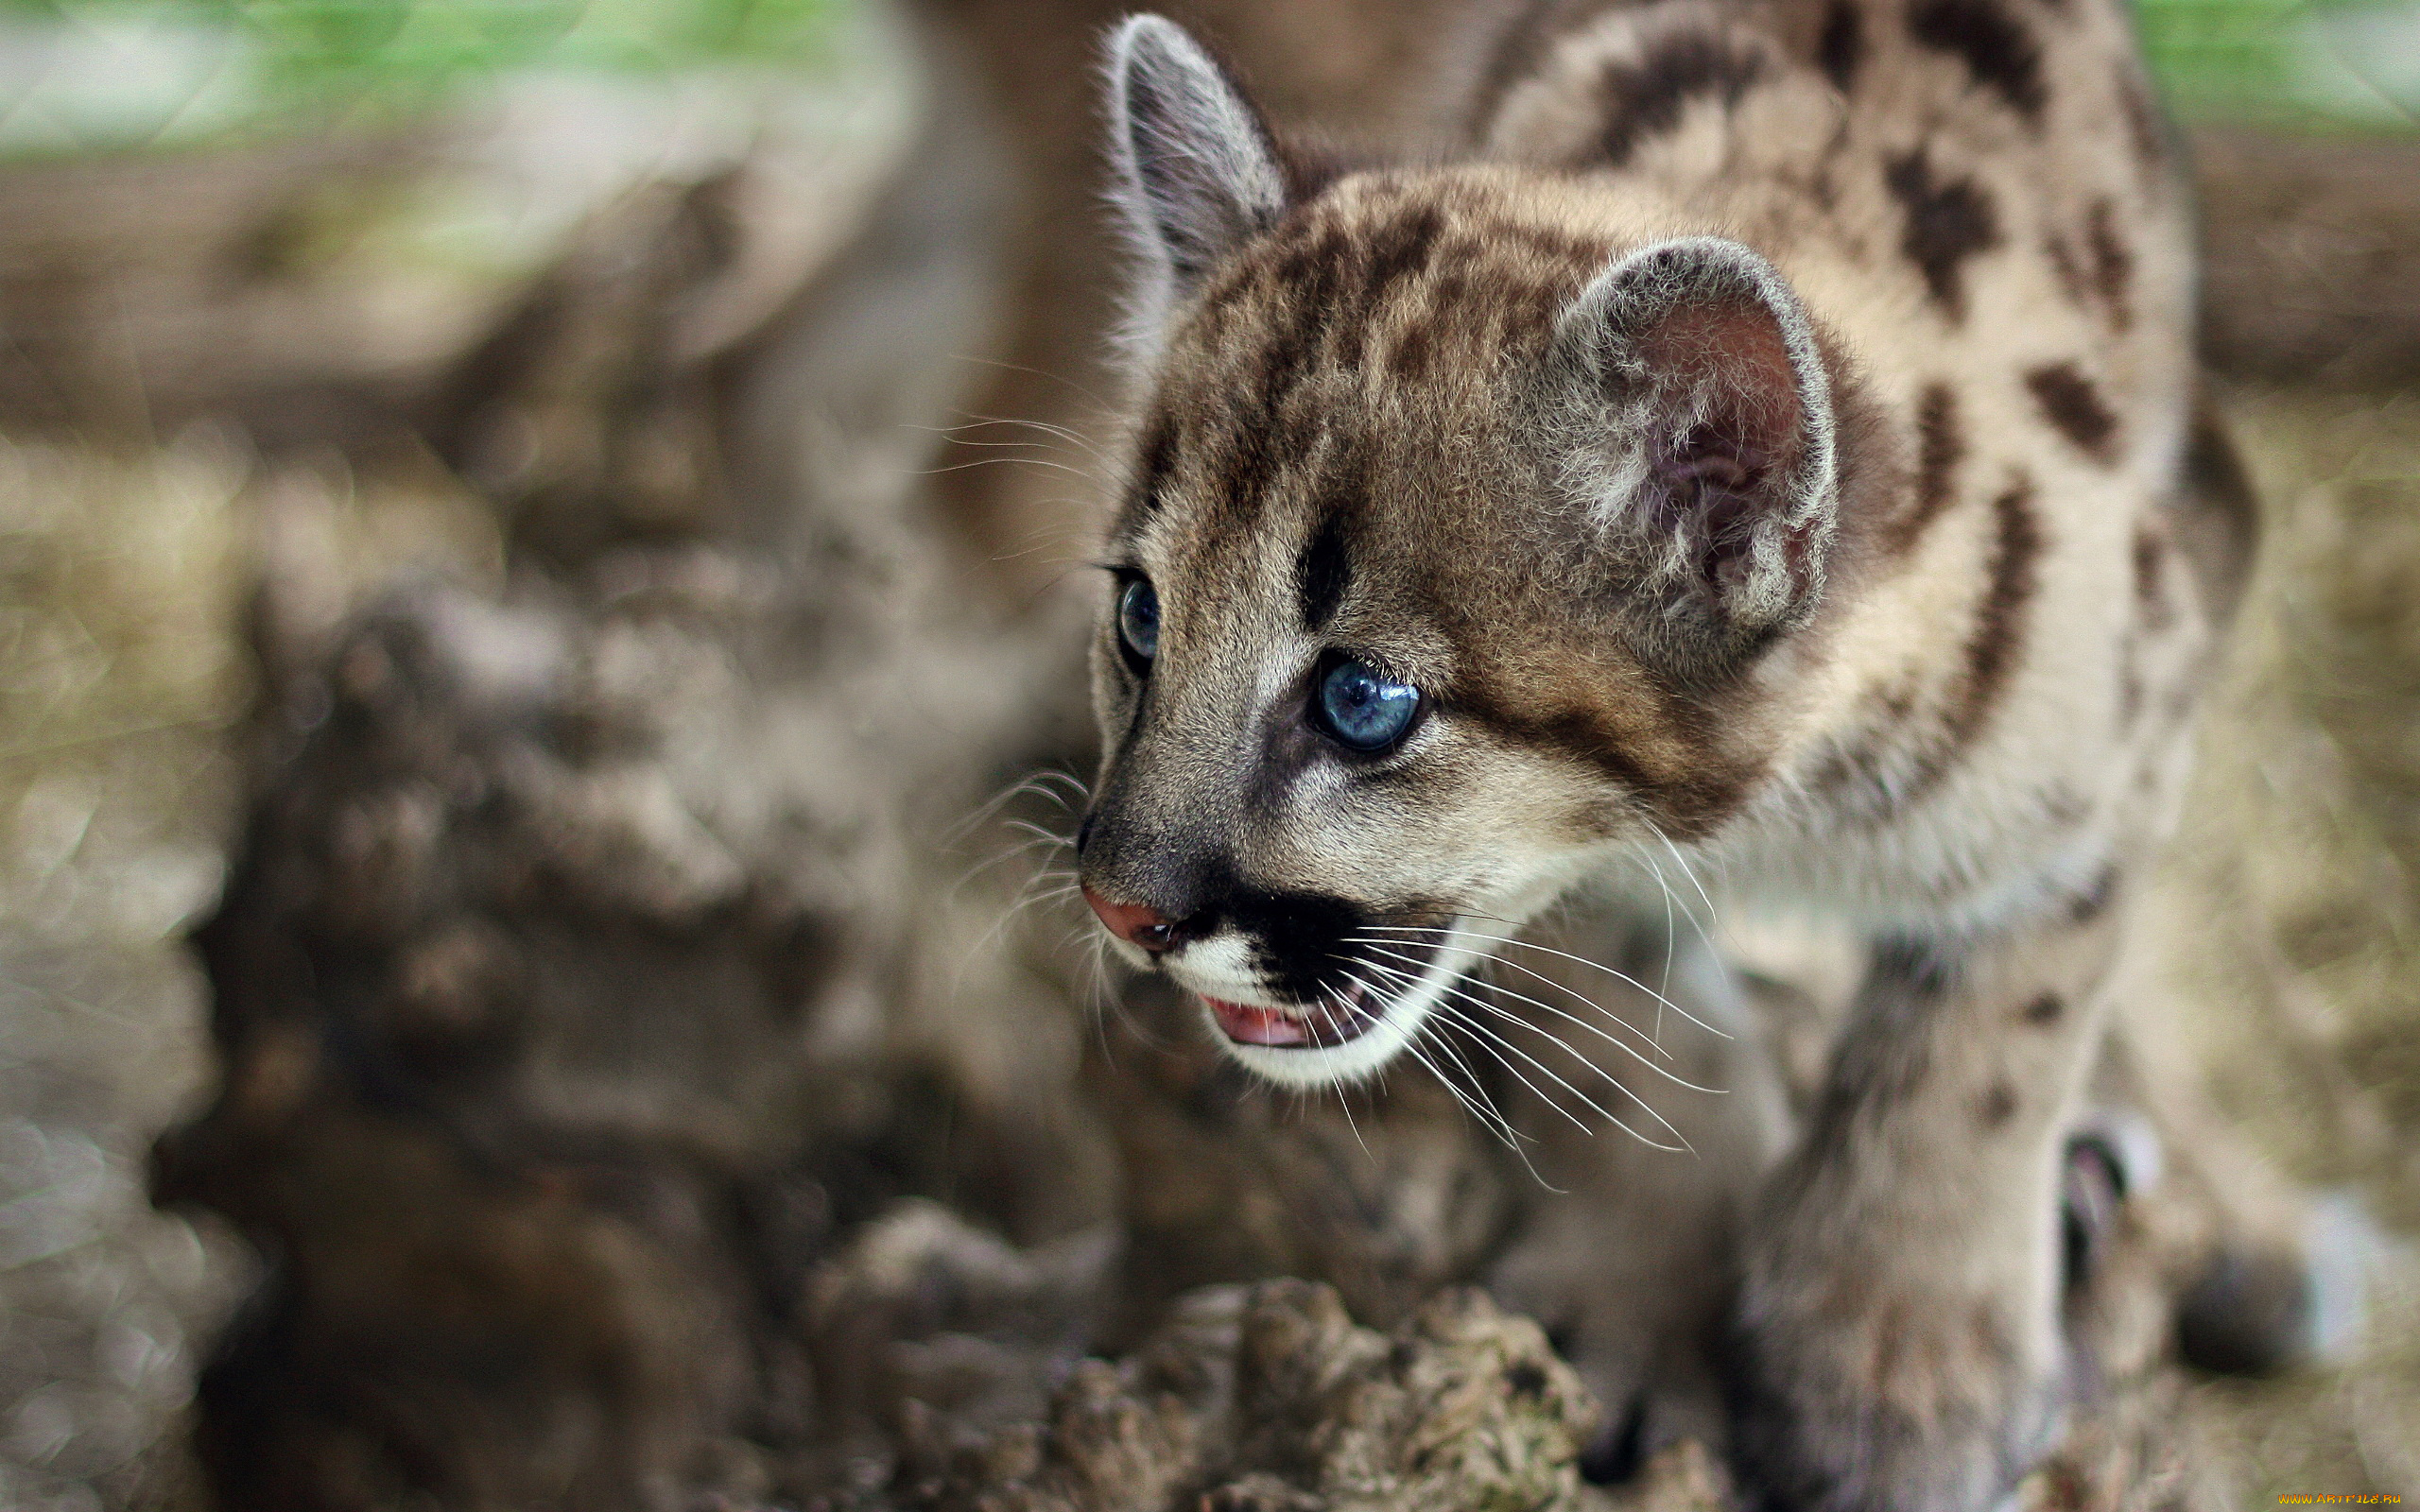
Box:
[0,0,2415,1508]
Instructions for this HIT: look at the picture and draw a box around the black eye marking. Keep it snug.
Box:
[1115,576,1161,673]
[1314,653,1423,753]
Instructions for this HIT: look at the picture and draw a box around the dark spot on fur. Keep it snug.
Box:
[1458,695,1662,808]
[1590,31,1767,167]
[1806,680,1918,808]
[1202,223,1357,522]
[2040,784,2089,829]
[1467,0,1571,141]
[2117,65,2169,171]
[2177,1244,2313,1377]
[2068,865,2118,924]
[2171,393,2258,624]
[1907,475,2041,797]
[2133,524,2173,630]
[1909,0,2047,121]
[1818,0,1863,90]
[1295,514,1353,634]
[2022,991,2066,1024]
[1885,152,2000,318]
[1889,382,1965,552]
[1968,1302,2016,1369]
[1964,480,2042,729]
[2026,362,2118,461]
[1842,470,2048,813]
[1870,936,1955,997]
[2084,198,2134,330]
[2043,230,2087,305]
[1977,1080,2018,1128]
[1390,323,1436,382]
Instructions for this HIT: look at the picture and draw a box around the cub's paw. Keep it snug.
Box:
[1722,1287,2064,1512]
[2179,1189,2385,1378]
[1484,1268,1731,1491]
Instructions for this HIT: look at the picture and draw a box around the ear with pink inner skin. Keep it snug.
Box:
[1551,236,1840,674]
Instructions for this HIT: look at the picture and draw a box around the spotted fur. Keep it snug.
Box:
[1073,4,2262,1507]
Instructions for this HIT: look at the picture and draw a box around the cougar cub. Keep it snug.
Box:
[1069,3,2281,1504]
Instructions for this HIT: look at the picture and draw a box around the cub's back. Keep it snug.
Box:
[1446,0,2204,917]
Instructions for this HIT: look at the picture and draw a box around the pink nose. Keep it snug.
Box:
[1083,886,1177,952]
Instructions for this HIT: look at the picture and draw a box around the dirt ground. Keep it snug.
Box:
[2145,384,2420,1499]
[0,85,2417,1512]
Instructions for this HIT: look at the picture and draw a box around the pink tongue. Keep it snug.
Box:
[1206,996,1313,1046]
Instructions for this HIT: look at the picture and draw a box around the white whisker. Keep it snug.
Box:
[1347,941,1720,1094]
[1375,963,1701,1150]
[1348,932,1672,1061]
[1360,959,1687,1152]
[944,767,1086,848]
[1319,985,1374,1159]
[944,355,1121,417]
[1366,923,1730,1040]
[1002,817,1078,848]
[1334,959,1543,1165]
[913,455,1099,481]
[1640,819,1738,1002]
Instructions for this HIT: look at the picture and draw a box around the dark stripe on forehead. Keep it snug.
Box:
[1192,199,1454,527]
[1296,514,1353,634]
[1361,206,1447,307]
[1167,192,1605,546]
[1125,413,1179,524]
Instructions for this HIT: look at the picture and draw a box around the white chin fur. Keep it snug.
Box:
[1210,928,1490,1088]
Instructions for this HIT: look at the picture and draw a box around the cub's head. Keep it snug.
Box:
[1075,17,1851,1086]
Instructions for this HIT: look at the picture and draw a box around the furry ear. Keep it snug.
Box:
[1105,15,1288,353]
[1550,236,1838,669]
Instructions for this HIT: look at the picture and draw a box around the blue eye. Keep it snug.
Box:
[1316,656,1422,751]
[1116,577,1160,666]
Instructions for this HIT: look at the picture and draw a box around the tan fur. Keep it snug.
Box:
[1072,3,2288,1506]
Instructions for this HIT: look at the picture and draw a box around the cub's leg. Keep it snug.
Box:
[1727,891,2124,1512]
[1482,919,1793,1481]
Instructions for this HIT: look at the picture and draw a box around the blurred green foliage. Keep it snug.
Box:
[2135,0,2313,113]
[0,0,846,126]
[0,0,2408,141]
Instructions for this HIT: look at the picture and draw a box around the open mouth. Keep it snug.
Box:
[1182,929,1476,1086]
[1202,979,1385,1049]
